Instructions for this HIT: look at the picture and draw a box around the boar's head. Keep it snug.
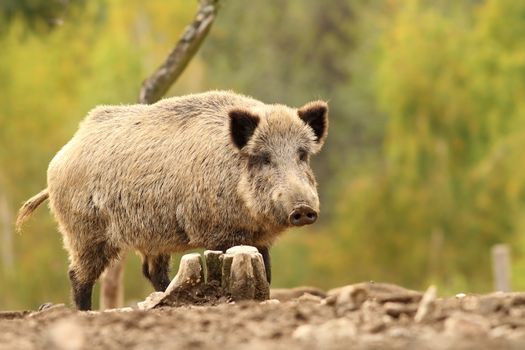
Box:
[229,101,328,229]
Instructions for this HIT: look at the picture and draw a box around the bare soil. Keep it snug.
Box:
[2,282,525,350]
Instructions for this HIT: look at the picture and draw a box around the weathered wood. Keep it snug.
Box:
[492,244,511,292]
[414,285,437,323]
[139,0,221,104]
[99,260,124,310]
[165,253,204,295]
[223,245,270,301]
[226,246,259,255]
[229,253,256,301]
[221,252,233,290]
[204,250,223,284]
[0,192,14,274]
[251,253,270,300]
[137,291,165,310]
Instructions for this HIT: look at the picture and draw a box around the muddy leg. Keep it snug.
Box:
[68,241,120,311]
[256,246,271,284]
[142,254,171,292]
[68,270,94,311]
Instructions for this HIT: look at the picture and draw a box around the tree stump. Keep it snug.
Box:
[223,246,269,301]
[165,253,204,295]
[204,250,223,285]
[137,245,269,309]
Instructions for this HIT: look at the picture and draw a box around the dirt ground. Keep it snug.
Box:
[2,282,525,350]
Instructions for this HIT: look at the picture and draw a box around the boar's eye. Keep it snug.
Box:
[248,153,272,168]
[298,148,308,162]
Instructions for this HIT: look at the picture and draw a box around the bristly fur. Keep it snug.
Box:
[16,189,49,232]
[17,90,328,310]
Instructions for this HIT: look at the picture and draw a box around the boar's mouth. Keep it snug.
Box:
[288,204,318,226]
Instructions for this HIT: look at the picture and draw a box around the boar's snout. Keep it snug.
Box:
[289,204,318,226]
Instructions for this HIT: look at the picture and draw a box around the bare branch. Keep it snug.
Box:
[139,0,221,104]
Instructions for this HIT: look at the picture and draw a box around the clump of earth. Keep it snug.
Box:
[2,282,525,350]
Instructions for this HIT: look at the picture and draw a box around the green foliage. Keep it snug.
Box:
[316,0,525,293]
[0,0,89,33]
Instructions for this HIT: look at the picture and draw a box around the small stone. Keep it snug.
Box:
[384,302,418,318]
[272,287,326,302]
[296,293,323,304]
[328,282,421,304]
[388,326,411,338]
[444,312,490,337]
[293,318,357,344]
[334,285,368,313]
[477,294,507,314]
[260,299,280,305]
[461,295,480,312]
[509,307,525,318]
[490,325,514,338]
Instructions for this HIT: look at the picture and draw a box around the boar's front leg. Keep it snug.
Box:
[141,254,171,292]
[256,246,271,284]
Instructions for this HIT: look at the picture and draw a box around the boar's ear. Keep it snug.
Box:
[229,108,260,150]
[298,101,329,145]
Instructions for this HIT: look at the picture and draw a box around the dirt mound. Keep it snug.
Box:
[158,280,228,307]
[2,283,525,349]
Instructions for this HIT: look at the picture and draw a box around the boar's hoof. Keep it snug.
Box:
[222,245,269,301]
[289,205,318,226]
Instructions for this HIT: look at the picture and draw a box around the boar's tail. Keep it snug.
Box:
[16,188,49,232]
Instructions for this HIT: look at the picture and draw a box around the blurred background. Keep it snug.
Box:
[2,0,525,309]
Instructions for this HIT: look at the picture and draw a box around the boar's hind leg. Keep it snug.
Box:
[141,254,171,292]
[68,241,120,311]
[256,246,271,284]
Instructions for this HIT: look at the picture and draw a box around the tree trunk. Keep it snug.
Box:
[99,0,221,310]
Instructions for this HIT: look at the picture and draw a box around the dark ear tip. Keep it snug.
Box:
[229,108,260,125]
[228,108,245,118]
[229,108,260,150]
[298,101,328,116]
[298,100,329,144]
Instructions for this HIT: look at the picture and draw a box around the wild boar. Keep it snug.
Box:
[16,91,328,310]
